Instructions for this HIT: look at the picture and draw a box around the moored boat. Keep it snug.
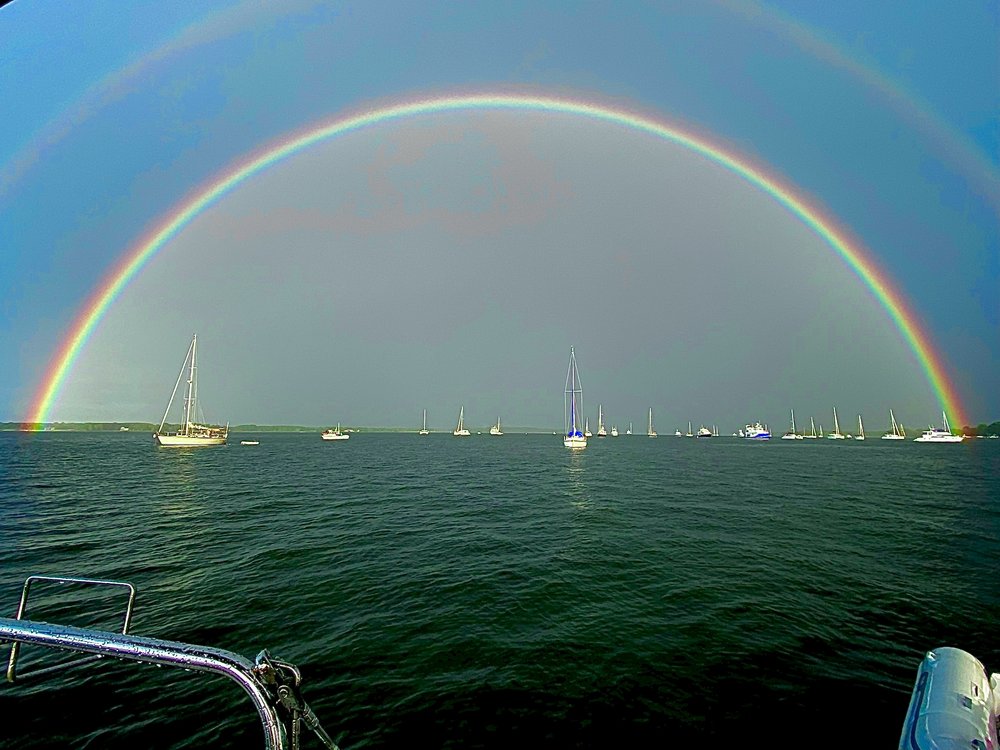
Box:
[913,411,963,443]
[563,347,586,449]
[153,334,228,447]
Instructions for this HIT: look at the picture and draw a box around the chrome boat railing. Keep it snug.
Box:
[0,576,339,750]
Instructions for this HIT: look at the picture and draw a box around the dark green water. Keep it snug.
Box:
[1,432,998,748]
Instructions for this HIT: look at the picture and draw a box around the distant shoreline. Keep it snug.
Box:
[2,422,561,434]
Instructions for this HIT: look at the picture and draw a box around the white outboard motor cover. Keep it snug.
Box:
[900,647,999,750]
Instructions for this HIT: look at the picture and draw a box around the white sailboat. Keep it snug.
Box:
[803,416,818,439]
[321,423,349,441]
[563,347,587,449]
[419,409,430,435]
[914,411,964,443]
[584,418,593,438]
[827,407,846,439]
[626,422,633,435]
[782,409,803,440]
[855,414,865,441]
[686,421,693,438]
[881,409,905,440]
[647,408,657,437]
[490,417,503,436]
[153,334,228,447]
[453,406,471,436]
[596,405,607,437]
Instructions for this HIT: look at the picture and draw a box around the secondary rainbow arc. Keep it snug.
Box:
[27,93,966,427]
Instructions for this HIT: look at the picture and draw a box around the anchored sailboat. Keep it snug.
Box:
[881,409,905,440]
[782,409,803,440]
[490,417,503,436]
[597,405,607,437]
[453,406,471,436]
[419,409,429,435]
[321,423,349,441]
[563,348,586,449]
[647,408,657,438]
[855,414,865,441]
[153,334,228,447]
[827,407,846,439]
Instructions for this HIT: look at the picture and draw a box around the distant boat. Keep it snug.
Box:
[563,347,586,449]
[240,440,259,446]
[419,409,429,435]
[686,421,693,438]
[490,417,503,436]
[153,334,228,447]
[611,425,619,437]
[782,409,803,440]
[827,407,846,440]
[626,422,633,436]
[647,408,657,438]
[743,421,770,440]
[119,426,129,432]
[674,429,682,437]
[803,416,818,439]
[696,425,713,438]
[914,411,964,443]
[881,409,905,440]
[596,405,607,437]
[584,418,593,439]
[453,406,471,437]
[855,414,865,441]
[322,423,349,441]
[713,425,719,437]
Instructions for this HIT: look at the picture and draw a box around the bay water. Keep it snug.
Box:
[1,431,997,748]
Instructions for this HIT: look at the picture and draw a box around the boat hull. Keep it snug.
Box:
[321,433,349,441]
[563,435,587,449]
[154,433,226,447]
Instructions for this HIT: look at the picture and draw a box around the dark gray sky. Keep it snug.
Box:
[52,114,938,433]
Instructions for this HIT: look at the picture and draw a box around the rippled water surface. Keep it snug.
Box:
[1,431,998,748]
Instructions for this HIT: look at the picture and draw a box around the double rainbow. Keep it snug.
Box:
[27,93,966,427]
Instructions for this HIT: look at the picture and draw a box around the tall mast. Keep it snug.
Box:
[183,335,197,436]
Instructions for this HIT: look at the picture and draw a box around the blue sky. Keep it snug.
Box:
[1,0,996,428]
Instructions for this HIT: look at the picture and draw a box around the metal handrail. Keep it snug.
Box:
[0,577,339,749]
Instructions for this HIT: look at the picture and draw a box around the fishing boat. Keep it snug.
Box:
[743,421,770,440]
[881,409,905,440]
[153,334,228,447]
[490,417,503,436]
[913,411,964,443]
[596,405,607,437]
[696,425,713,438]
[803,416,819,439]
[781,409,803,440]
[321,424,349,441]
[453,406,471,436]
[827,407,846,439]
[419,409,430,435]
[855,414,865,441]
[647,408,657,437]
[563,347,586,449]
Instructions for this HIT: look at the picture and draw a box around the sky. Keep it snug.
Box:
[1,0,997,431]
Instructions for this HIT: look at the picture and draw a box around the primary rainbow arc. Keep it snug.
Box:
[27,92,966,427]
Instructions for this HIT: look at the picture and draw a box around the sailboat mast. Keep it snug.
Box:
[183,335,198,436]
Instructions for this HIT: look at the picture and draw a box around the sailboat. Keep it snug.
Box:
[827,407,846,439]
[626,422,633,435]
[321,423,349,441]
[686,421,693,438]
[453,406,471,436]
[803,416,818,439]
[563,347,587,449]
[647,408,657,437]
[914,411,964,443]
[419,409,430,435]
[584,418,593,438]
[596,405,607,437]
[855,414,865,441]
[153,334,228,447]
[881,409,905,440]
[490,417,503,436]
[782,409,803,440]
